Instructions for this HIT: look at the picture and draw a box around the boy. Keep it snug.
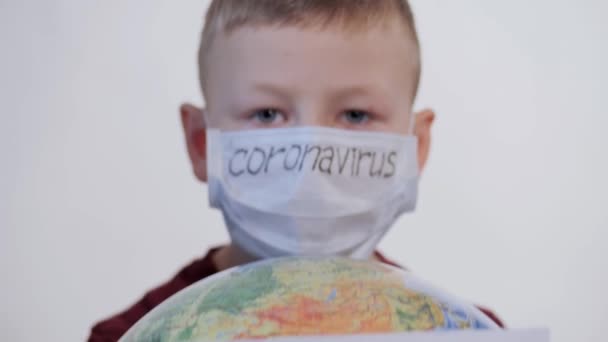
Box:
[90,1,502,340]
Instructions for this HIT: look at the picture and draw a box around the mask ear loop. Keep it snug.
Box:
[408,111,417,136]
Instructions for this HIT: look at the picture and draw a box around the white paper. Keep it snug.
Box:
[240,329,550,342]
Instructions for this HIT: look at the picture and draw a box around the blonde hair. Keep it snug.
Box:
[198,0,421,98]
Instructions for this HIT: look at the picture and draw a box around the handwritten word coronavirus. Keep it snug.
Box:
[228,144,397,178]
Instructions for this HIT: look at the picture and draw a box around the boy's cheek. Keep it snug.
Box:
[204,111,245,131]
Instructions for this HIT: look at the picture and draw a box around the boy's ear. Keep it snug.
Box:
[180,103,208,182]
[414,109,435,173]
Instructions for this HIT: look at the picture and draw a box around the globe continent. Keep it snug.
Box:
[122,257,495,341]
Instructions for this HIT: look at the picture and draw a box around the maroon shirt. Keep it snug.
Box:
[89,247,503,341]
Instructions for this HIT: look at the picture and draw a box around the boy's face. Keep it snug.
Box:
[181,16,434,182]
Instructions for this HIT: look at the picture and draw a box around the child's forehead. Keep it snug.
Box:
[215,15,415,50]
[202,21,419,102]
[199,1,421,100]
[202,8,418,58]
[203,0,416,37]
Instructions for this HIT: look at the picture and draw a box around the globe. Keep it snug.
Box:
[121,257,498,341]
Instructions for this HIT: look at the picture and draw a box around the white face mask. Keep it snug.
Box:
[206,126,419,259]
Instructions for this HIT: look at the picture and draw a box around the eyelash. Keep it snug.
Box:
[249,108,285,123]
[342,109,372,124]
[246,108,377,125]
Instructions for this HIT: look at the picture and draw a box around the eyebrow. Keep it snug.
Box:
[331,86,376,100]
[251,83,293,101]
[252,83,377,100]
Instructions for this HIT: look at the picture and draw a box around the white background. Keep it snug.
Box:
[1,1,606,341]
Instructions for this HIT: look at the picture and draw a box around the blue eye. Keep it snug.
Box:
[343,110,370,124]
[252,108,283,124]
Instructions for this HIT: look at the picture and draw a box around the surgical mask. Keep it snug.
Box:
[206,125,419,259]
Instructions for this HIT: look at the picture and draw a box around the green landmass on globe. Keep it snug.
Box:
[121,257,493,341]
